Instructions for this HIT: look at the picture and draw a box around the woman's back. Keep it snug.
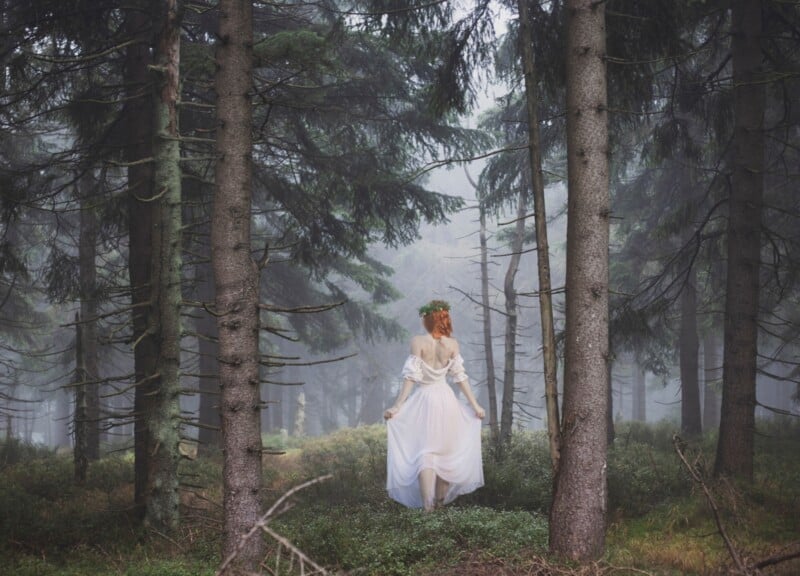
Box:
[411,334,459,369]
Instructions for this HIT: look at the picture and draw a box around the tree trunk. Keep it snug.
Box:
[632,363,646,422]
[680,261,702,437]
[549,0,609,561]
[606,353,615,445]
[500,188,526,447]
[703,329,721,430]
[196,266,221,454]
[715,0,764,481]
[214,0,264,568]
[73,314,88,484]
[144,0,183,532]
[79,175,101,460]
[517,0,561,473]
[479,202,500,443]
[125,2,157,517]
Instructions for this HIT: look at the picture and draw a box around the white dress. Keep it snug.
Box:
[386,354,484,508]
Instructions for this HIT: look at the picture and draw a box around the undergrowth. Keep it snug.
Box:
[0,418,798,575]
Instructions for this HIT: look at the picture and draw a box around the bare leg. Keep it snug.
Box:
[419,468,436,512]
[435,475,449,508]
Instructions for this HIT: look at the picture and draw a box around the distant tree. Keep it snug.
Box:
[549,0,609,561]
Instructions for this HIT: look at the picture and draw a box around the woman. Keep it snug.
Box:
[384,300,485,511]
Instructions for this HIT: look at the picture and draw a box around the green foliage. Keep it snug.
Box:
[296,424,388,505]
[468,430,554,512]
[273,503,547,576]
[2,421,799,575]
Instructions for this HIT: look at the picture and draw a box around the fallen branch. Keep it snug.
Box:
[216,475,332,576]
[672,435,749,575]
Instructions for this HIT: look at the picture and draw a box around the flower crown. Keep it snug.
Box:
[419,300,450,317]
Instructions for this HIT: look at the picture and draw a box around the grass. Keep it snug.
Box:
[1,419,798,575]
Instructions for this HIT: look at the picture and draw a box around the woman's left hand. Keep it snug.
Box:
[473,406,485,419]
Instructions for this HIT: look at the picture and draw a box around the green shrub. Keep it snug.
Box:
[296,425,388,505]
[607,439,690,516]
[272,503,547,576]
[465,430,554,512]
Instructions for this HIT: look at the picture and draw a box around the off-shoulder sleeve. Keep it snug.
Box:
[401,355,423,382]
[448,354,469,383]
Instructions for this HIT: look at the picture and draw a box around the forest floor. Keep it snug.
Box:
[1,420,798,575]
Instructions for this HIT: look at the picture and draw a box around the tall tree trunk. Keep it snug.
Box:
[479,202,500,443]
[549,0,609,561]
[144,0,183,531]
[500,188,526,447]
[606,353,615,445]
[79,176,100,460]
[465,168,499,442]
[680,261,702,437]
[73,314,88,484]
[632,363,646,422]
[196,265,221,454]
[703,329,721,430]
[214,0,264,568]
[125,3,157,517]
[517,0,561,472]
[715,0,764,481]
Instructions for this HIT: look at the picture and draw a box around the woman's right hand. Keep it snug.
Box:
[384,406,399,420]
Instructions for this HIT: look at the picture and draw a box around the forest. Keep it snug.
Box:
[1,0,799,574]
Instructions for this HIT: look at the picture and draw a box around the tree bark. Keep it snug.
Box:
[500,188,526,447]
[144,0,183,532]
[214,0,264,569]
[549,0,609,561]
[680,260,702,437]
[703,329,721,430]
[79,172,101,461]
[125,2,158,517]
[517,0,561,473]
[715,0,764,481]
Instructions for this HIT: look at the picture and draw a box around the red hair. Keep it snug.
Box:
[423,309,453,339]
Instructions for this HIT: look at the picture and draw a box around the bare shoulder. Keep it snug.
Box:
[410,335,427,355]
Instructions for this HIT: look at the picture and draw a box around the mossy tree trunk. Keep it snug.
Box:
[715,0,764,481]
[549,0,610,561]
[517,0,561,472]
[144,0,183,532]
[213,0,264,569]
